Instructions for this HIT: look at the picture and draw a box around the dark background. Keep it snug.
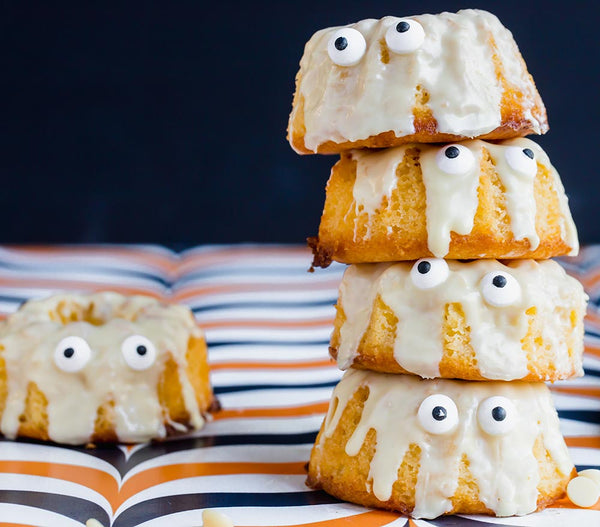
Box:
[1,1,598,246]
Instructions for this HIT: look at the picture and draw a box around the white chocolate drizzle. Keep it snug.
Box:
[350,138,579,257]
[0,292,206,444]
[320,369,574,518]
[290,9,546,152]
[335,259,586,380]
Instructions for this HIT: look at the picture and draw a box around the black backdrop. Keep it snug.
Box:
[2,1,598,246]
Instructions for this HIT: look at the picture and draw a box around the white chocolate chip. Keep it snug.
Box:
[567,476,600,508]
[579,469,600,487]
[202,509,235,527]
[86,520,105,527]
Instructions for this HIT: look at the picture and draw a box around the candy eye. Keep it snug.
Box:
[480,271,521,307]
[121,335,157,371]
[435,144,476,175]
[505,146,537,177]
[54,336,92,372]
[410,258,449,289]
[417,394,459,434]
[385,19,425,54]
[477,396,517,436]
[327,28,367,67]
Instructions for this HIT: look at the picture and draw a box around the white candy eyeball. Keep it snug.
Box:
[327,28,366,67]
[417,394,459,434]
[505,146,537,177]
[477,396,517,436]
[121,335,157,371]
[54,336,92,373]
[435,144,476,175]
[410,258,449,289]
[480,271,521,307]
[385,19,425,54]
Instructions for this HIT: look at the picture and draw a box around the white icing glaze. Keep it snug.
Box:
[290,9,546,152]
[320,369,574,518]
[0,292,206,444]
[349,138,579,258]
[335,259,586,380]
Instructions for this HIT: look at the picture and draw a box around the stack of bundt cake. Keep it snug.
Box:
[287,9,588,519]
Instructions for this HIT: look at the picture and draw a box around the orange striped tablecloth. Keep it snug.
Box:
[0,244,597,527]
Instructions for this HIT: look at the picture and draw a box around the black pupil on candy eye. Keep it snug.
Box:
[522,148,534,159]
[417,261,431,274]
[492,406,507,421]
[445,146,459,159]
[492,275,507,288]
[432,406,447,421]
[136,345,147,356]
[63,347,75,358]
[334,37,348,51]
[396,21,410,33]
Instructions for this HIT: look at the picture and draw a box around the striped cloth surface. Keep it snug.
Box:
[0,244,597,527]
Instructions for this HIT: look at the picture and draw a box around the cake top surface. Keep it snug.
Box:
[289,9,547,153]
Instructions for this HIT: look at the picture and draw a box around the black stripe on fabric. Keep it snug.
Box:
[0,490,110,525]
[582,367,600,378]
[206,339,332,347]
[192,299,336,312]
[0,432,321,477]
[0,294,30,305]
[123,431,319,473]
[557,410,600,423]
[113,491,341,526]
[213,380,338,394]
[577,465,600,471]
[207,340,331,348]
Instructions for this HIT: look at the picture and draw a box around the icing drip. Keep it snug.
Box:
[336,259,586,380]
[352,147,408,240]
[420,144,482,257]
[349,138,579,258]
[291,9,544,152]
[0,292,206,444]
[321,369,574,518]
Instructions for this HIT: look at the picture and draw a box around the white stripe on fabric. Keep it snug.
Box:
[211,367,342,387]
[133,502,369,527]
[0,503,85,527]
[218,387,334,409]
[122,445,313,482]
[0,442,120,480]
[187,415,325,437]
[116,474,310,517]
[569,447,600,466]
[207,344,329,363]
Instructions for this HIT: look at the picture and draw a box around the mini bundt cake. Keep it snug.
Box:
[330,259,587,381]
[0,292,215,444]
[307,369,575,518]
[310,138,578,267]
[288,9,547,154]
